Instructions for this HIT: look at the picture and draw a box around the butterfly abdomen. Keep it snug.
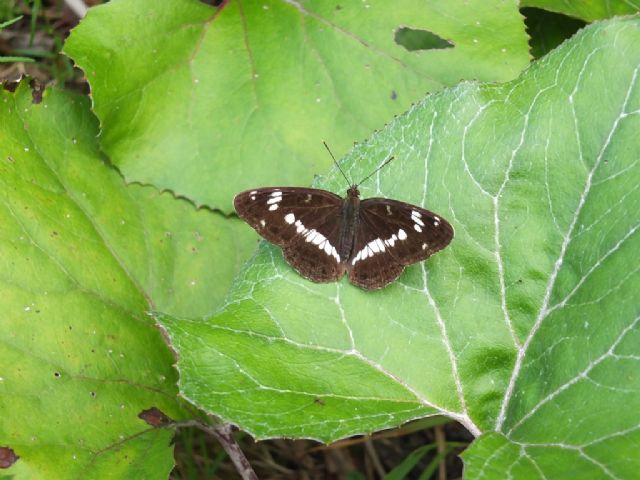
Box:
[338,187,360,263]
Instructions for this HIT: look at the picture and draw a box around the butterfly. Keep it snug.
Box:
[234,149,453,289]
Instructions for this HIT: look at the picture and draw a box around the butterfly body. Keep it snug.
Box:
[337,185,360,262]
[234,185,453,289]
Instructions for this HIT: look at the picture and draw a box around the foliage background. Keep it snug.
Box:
[0,1,638,479]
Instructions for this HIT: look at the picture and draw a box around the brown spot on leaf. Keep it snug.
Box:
[0,446,18,468]
[138,407,172,427]
[29,79,44,104]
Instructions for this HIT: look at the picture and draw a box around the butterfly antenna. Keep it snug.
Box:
[323,141,351,186]
[356,155,395,186]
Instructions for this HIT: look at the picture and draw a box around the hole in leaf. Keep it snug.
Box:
[522,7,585,59]
[395,27,453,51]
[2,81,19,93]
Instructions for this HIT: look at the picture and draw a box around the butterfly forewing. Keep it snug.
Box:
[234,187,345,282]
[347,199,454,289]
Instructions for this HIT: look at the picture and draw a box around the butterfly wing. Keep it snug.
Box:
[347,199,454,289]
[234,187,346,282]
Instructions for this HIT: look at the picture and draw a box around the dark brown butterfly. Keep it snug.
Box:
[234,150,453,289]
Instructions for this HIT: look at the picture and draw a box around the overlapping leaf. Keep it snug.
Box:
[64,0,530,212]
[0,83,255,477]
[159,21,640,480]
[522,0,640,22]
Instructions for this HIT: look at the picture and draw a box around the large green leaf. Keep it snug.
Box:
[0,83,255,477]
[158,18,640,478]
[463,430,640,479]
[63,0,530,212]
[521,0,640,22]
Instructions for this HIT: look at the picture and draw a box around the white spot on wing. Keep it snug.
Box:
[260,219,266,227]
[354,227,417,264]
[269,204,278,211]
[412,210,425,227]
[285,213,295,224]
[414,224,422,232]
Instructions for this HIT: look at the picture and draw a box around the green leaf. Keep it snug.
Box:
[384,444,437,479]
[0,56,35,63]
[521,0,640,22]
[0,82,255,476]
[418,445,459,480]
[0,15,23,30]
[384,442,466,480]
[63,0,530,212]
[463,431,640,479]
[158,18,640,478]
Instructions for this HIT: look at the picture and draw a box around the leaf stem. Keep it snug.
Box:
[174,420,258,480]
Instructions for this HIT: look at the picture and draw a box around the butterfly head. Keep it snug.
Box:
[322,141,393,201]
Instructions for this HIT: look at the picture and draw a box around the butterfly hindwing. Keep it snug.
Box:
[234,187,345,282]
[347,198,454,289]
[282,221,345,282]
